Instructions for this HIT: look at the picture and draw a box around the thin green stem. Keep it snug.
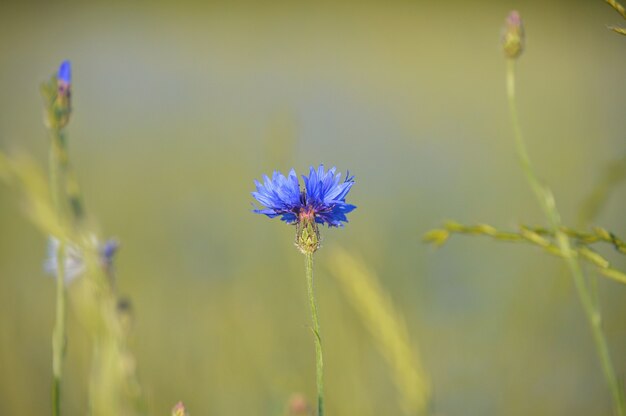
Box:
[506,59,625,415]
[51,241,66,416]
[49,137,67,416]
[305,252,324,416]
[50,129,84,224]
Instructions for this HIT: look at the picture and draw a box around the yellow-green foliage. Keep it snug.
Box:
[425,221,626,285]
[0,154,66,239]
[327,246,430,415]
[607,0,626,34]
[0,151,144,416]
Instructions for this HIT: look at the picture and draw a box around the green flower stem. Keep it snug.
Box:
[46,82,85,416]
[49,128,84,223]
[507,59,625,415]
[49,132,67,416]
[305,252,324,416]
[51,240,66,416]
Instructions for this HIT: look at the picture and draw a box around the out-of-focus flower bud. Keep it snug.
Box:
[287,393,311,416]
[502,11,524,59]
[55,60,72,128]
[172,402,189,416]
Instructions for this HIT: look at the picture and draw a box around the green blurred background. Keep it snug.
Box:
[1,0,626,414]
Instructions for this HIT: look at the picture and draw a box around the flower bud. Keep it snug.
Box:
[295,208,320,254]
[54,60,72,128]
[100,239,119,274]
[502,11,524,59]
[171,402,189,416]
[287,393,311,416]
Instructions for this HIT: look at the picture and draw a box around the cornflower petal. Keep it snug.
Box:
[58,60,71,84]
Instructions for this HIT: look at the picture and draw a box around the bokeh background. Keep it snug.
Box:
[1,0,626,415]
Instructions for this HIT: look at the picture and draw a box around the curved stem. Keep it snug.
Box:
[506,59,625,415]
[305,253,324,416]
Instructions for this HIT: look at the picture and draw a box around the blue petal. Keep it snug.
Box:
[58,60,71,84]
[303,165,354,204]
[251,168,303,220]
[279,212,298,223]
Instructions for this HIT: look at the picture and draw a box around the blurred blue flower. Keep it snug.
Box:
[57,60,71,85]
[55,60,72,122]
[44,236,120,285]
[44,237,85,285]
[252,164,356,227]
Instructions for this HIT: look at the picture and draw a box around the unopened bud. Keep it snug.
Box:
[100,239,119,274]
[171,401,189,416]
[54,60,72,128]
[287,393,311,416]
[502,11,524,59]
[295,208,320,254]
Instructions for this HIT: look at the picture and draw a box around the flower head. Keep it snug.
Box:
[502,10,524,59]
[252,164,356,253]
[57,60,71,99]
[52,60,72,128]
[44,236,120,285]
[171,402,189,416]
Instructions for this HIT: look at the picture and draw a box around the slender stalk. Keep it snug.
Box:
[304,252,324,416]
[506,59,625,415]
[49,134,67,416]
[51,242,66,416]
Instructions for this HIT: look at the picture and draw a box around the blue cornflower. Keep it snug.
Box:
[252,164,356,253]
